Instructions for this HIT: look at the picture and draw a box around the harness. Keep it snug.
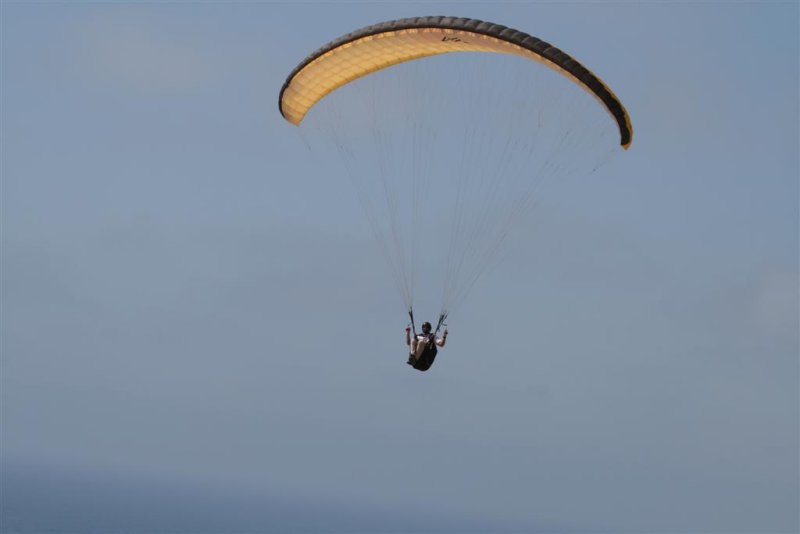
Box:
[409,334,437,371]
[407,307,447,372]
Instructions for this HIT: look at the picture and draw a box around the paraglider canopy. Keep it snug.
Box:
[279,16,632,324]
[279,16,632,148]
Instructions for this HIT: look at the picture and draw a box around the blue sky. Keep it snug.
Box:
[2,2,798,533]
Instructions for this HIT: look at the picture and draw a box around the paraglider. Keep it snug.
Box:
[406,320,448,372]
[279,16,632,369]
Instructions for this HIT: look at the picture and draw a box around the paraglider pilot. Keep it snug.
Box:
[406,321,448,371]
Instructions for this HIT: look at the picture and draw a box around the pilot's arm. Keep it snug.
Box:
[436,329,449,347]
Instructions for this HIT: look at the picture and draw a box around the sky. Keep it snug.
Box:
[1,2,798,533]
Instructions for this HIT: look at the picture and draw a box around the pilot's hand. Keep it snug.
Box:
[405,326,411,333]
